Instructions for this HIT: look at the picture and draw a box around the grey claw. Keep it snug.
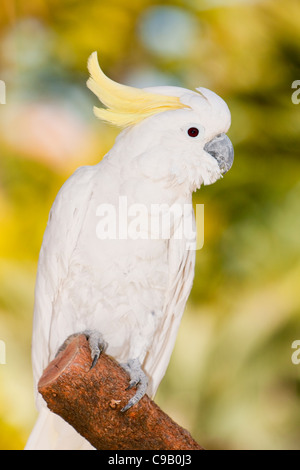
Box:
[90,353,100,370]
[83,329,107,369]
[56,330,107,368]
[120,358,148,412]
[126,381,137,391]
[121,398,137,413]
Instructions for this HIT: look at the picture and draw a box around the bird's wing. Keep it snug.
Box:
[31,165,96,403]
[143,229,196,398]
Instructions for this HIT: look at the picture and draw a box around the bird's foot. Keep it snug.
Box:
[120,358,148,412]
[56,329,107,369]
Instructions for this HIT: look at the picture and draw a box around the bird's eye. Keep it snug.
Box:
[187,127,200,138]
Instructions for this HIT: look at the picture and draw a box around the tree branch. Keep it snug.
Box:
[38,335,203,450]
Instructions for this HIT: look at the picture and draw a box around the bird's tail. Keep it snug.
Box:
[25,408,94,450]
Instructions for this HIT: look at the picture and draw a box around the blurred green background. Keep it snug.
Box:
[0,0,300,450]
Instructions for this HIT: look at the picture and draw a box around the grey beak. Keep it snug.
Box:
[204,133,234,174]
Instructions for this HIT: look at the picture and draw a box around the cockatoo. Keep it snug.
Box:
[25,52,234,450]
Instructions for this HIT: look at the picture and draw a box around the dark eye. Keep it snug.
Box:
[187,127,199,138]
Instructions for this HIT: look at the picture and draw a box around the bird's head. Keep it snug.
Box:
[87,52,233,192]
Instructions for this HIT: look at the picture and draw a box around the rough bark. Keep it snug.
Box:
[38,335,203,450]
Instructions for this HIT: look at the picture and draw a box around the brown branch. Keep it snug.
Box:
[38,335,203,450]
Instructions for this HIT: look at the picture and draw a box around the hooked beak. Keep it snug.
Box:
[204,133,234,174]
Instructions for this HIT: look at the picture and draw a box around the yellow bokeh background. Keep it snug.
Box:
[0,0,300,450]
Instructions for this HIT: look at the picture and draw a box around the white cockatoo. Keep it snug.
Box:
[25,52,233,450]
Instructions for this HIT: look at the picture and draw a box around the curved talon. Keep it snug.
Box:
[56,329,107,369]
[121,358,148,412]
[126,382,137,391]
[83,329,107,369]
[90,353,100,370]
[126,376,141,391]
[121,398,137,413]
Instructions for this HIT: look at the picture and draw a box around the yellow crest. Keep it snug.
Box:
[87,52,188,127]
